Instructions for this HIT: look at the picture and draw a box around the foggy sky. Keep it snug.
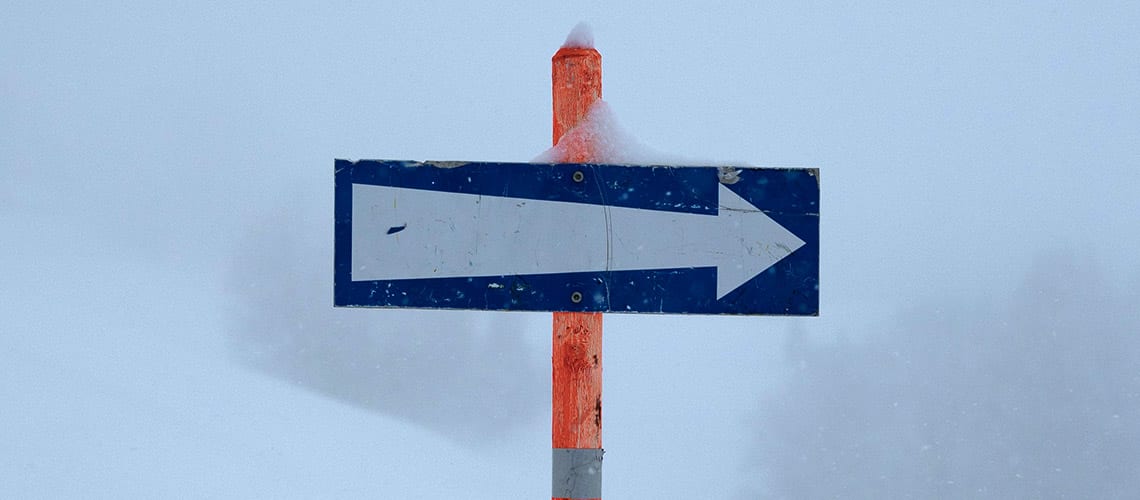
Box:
[746,252,1140,498]
[3,1,1138,498]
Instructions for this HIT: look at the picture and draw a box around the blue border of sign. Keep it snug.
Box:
[334,159,818,315]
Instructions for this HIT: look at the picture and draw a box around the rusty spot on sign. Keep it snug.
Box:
[717,166,742,184]
[423,161,469,169]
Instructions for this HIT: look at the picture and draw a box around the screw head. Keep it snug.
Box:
[572,171,585,183]
[570,291,583,303]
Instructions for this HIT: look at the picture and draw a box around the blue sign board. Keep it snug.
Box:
[335,159,818,315]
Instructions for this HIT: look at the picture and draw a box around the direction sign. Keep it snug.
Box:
[334,159,819,315]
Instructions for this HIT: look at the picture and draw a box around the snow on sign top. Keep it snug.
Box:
[535,101,688,165]
[562,22,594,49]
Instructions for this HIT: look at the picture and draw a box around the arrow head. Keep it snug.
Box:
[714,183,806,300]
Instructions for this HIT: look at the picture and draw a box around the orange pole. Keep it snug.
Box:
[551,45,603,500]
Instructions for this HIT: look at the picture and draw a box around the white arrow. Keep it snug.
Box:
[351,182,805,300]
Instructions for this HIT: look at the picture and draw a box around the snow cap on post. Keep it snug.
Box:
[562,22,594,49]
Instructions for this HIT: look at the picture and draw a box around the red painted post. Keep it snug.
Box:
[551,44,603,500]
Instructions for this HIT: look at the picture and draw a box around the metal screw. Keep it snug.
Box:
[572,171,585,183]
[570,291,583,303]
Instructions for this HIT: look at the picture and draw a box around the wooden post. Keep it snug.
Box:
[551,44,604,500]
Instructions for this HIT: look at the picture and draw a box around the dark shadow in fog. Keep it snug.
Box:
[744,251,1140,498]
[225,196,546,446]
